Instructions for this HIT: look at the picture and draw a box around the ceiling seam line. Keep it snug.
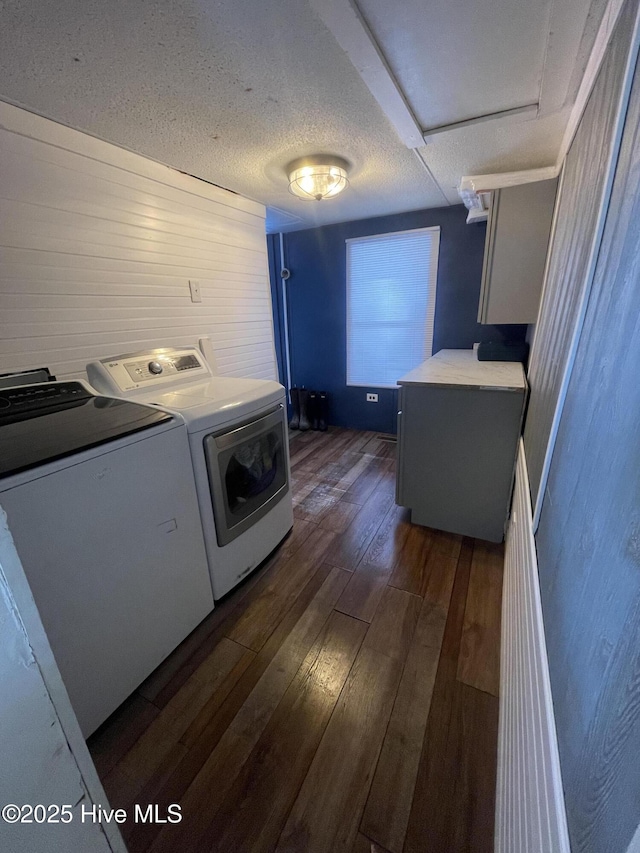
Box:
[536,0,559,114]
[412,149,452,207]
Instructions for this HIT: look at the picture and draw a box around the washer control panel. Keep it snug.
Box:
[87,348,210,394]
[0,382,92,422]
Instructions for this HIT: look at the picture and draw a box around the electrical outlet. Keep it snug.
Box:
[366,393,378,402]
[189,279,202,303]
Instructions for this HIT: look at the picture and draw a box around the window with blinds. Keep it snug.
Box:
[346,227,440,388]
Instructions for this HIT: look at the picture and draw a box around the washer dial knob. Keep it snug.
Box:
[148,360,163,375]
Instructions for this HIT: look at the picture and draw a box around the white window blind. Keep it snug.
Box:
[346,227,440,388]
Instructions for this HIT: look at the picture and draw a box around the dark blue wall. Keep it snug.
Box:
[272,204,525,432]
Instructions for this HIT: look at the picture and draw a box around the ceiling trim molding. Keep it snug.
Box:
[313,0,625,217]
[458,166,559,220]
[309,0,425,148]
[537,0,607,117]
[458,0,625,211]
[556,0,626,163]
[312,0,566,211]
[459,166,559,198]
[422,103,539,142]
[312,0,543,151]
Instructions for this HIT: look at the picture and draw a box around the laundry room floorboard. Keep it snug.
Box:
[88,428,502,853]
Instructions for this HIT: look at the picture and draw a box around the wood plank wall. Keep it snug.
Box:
[497,441,570,853]
[534,3,640,848]
[523,0,638,514]
[0,102,277,382]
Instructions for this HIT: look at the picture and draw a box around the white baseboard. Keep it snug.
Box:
[496,440,570,853]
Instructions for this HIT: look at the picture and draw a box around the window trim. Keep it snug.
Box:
[345,225,441,389]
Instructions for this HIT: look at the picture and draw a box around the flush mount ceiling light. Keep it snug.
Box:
[287,155,350,201]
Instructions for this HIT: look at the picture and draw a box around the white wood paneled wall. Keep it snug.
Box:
[496,440,570,853]
[0,102,278,382]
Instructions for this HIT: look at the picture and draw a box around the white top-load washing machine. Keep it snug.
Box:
[87,347,294,599]
[0,377,214,736]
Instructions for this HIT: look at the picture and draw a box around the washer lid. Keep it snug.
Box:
[131,376,284,431]
[0,381,174,478]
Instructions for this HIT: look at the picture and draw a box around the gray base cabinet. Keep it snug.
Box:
[397,351,527,542]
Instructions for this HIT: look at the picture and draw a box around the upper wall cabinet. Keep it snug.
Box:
[478,178,558,325]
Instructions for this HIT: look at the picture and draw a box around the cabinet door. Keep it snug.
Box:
[477,188,499,323]
[478,178,558,324]
[400,385,525,541]
[396,387,406,505]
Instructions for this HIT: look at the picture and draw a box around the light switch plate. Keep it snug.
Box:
[189,279,202,303]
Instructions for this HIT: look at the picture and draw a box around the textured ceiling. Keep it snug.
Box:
[0,0,598,231]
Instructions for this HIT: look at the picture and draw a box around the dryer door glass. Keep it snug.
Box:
[225,430,284,515]
[204,405,289,546]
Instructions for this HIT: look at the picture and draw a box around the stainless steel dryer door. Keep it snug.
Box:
[204,405,289,546]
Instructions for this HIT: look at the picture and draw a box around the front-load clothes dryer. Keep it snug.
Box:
[0,379,214,736]
[87,347,294,600]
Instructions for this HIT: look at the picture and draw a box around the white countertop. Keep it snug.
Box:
[398,349,527,392]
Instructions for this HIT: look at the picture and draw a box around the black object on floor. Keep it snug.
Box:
[318,391,328,431]
[298,388,311,431]
[289,386,300,429]
[309,391,319,430]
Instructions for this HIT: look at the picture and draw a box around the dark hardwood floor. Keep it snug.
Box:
[88,427,502,853]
